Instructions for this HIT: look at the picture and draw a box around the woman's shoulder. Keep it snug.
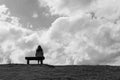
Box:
[36,49,43,52]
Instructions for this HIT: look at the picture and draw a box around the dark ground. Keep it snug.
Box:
[0,64,120,80]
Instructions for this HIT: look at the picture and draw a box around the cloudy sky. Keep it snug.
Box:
[0,0,120,65]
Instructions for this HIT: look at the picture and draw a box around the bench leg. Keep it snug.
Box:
[27,60,29,64]
[41,60,43,64]
[38,60,39,64]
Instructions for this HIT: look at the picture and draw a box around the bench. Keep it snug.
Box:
[25,57,45,64]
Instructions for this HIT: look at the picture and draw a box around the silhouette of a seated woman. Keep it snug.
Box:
[35,45,45,64]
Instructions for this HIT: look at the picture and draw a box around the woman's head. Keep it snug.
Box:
[38,45,42,49]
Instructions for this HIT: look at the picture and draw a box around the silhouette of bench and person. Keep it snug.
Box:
[25,45,45,64]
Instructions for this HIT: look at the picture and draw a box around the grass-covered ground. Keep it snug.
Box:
[0,64,120,80]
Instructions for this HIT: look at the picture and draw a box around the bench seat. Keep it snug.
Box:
[25,57,45,64]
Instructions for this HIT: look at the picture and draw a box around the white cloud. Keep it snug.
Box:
[39,0,96,16]
[32,12,39,18]
[37,0,120,65]
[0,5,41,64]
[43,18,120,65]
[1,0,120,65]
[94,0,120,22]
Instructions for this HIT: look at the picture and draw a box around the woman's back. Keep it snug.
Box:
[35,45,44,57]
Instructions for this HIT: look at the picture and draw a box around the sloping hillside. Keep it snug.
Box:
[0,64,120,80]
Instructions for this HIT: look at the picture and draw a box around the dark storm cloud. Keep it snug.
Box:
[0,0,58,30]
